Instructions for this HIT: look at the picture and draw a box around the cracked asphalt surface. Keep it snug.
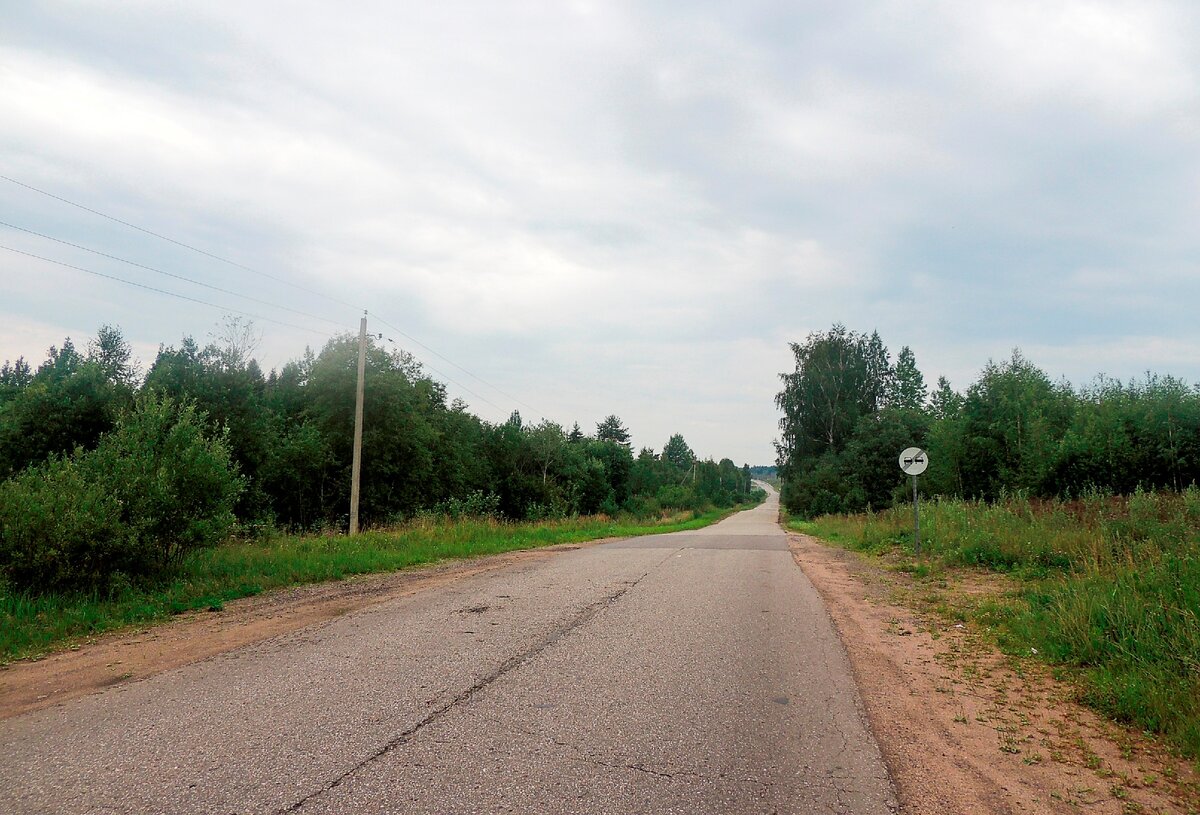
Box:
[0,485,896,814]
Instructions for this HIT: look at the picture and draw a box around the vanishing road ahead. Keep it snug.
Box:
[2,486,895,814]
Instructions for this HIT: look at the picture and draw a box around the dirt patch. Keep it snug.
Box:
[789,532,1200,815]
[0,539,613,721]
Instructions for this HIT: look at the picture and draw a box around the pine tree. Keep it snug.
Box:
[662,434,694,469]
[596,415,631,447]
[929,376,962,419]
[889,346,927,410]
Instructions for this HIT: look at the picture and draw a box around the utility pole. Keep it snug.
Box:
[349,311,367,535]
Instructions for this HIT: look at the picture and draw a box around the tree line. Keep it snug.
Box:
[775,324,1200,517]
[0,321,760,592]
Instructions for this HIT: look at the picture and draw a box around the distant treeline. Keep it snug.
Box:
[0,322,757,525]
[775,324,1200,517]
[0,322,759,592]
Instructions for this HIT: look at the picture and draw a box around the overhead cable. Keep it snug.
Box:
[0,244,331,336]
[373,333,508,416]
[369,312,545,419]
[0,173,362,311]
[0,219,346,329]
[2,173,544,418]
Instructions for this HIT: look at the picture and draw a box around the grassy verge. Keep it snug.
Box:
[787,488,1200,760]
[1,504,750,663]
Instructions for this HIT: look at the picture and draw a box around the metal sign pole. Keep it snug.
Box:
[898,447,928,560]
[912,474,920,558]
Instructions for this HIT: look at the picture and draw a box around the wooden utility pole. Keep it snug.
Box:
[349,311,367,535]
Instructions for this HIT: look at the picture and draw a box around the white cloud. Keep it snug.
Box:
[944,0,1197,120]
[1026,336,1200,385]
[2,1,1199,465]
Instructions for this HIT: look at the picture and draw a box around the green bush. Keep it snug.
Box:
[656,484,691,509]
[0,458,127,592]
[426,490,502,520]
[0,395,242,593]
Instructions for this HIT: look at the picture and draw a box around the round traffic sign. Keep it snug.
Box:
[899,447,928,476]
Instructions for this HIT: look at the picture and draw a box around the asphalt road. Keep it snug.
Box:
[1,485,895,814]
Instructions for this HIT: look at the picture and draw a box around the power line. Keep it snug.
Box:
[0,244,332,337]
[0,172,362,311]
[0,219,346,329]
[373,333,508,416]
[2,173,545,418]
[369,312,546,419]
[2,237,510,416]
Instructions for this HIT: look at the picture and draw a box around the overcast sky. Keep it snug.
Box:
[3,1,1199,465]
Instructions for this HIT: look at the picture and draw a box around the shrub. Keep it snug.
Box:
[0,457,127,592]
[0,395,242,593]
[621,495,661,518]
[427,490,502,520]
[656,484,691,509]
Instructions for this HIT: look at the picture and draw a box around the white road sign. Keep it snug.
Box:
[898,447,928,476]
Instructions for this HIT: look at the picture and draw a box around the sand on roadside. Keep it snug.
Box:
[789,531,1200,815]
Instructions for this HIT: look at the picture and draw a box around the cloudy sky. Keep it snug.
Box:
[3,1,1198,465]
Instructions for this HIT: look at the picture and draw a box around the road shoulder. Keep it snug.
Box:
[0,539,608,720]
[789,531,1200,815]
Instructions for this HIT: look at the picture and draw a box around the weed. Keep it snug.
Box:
[806,492,1200,760]
[0,505,746,661]
[1000,733,1023,754]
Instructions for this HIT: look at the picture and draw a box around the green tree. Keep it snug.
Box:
[587,439,634,508]
[144,336,273,519]
[929,376,962,419]
[774,325,894,514]
[842,407,931,510]
[304,335,442,525]
[662,433,694,469]
[630,447,667,499]
[888,346,926,410]
[0,357,32,404]
[527,420,566,487]
[596,415,631,447]
[0,335,129,478]
[427,401,494,511]
[958,350,1074,499]
[87,324,138,387]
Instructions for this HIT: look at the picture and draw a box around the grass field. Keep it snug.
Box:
[791,488,1200,760]
[0,505,748,663]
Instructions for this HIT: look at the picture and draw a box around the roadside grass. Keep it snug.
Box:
[787,487,1200,761]
[0,505,747,663]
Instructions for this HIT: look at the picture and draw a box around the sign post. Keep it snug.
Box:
[898,447,928,557]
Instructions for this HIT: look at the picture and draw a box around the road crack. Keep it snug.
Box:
[277,564,663,813]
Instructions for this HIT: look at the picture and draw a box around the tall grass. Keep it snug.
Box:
[0,506,743,663]
[799,487,1200,758]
